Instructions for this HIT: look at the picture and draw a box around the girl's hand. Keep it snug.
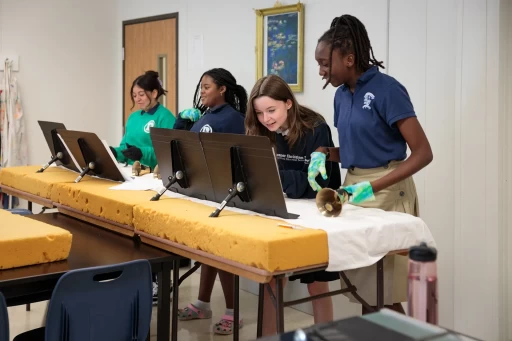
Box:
[341,181,376,204]
[179,108,201,122]
[308,151,328,191]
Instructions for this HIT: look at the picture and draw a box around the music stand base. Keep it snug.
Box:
[150,176,178,201]
[210,185,242,218]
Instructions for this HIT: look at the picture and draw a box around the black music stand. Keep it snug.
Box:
[36,121,80,173]
[200,133,299,219]
[56,129,126,183]
[149,127,215,202]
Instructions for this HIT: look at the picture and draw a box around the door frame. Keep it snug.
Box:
[122,12,179,129]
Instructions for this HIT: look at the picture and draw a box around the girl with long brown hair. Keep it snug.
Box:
[246,74,341,335]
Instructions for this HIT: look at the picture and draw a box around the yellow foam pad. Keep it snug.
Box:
[51,180,155,227]
[133,199,328,272]
[0,210,72,269]
[0,166,82,199]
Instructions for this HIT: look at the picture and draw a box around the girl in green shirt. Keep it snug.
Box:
[110,71,176,169]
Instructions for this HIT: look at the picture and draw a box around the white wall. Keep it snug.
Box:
[499,1,512,340]
[0,0,509,340]
[0,0,118,166]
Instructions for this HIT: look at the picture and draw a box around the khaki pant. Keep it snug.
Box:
[340,161,419,306]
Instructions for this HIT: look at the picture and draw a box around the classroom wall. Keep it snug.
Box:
[0,0,508,340]
[500,1,512,339]
[0,0,118,166]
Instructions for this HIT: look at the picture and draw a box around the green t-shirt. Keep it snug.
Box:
[114,103,176,168]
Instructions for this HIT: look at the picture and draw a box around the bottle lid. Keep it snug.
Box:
[409,242,437,262]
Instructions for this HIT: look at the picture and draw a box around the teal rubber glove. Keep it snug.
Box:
[308,151,328,192]
[340,181,376,204]
[179,108,201,122]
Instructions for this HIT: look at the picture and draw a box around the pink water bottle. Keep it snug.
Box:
[407,242,438,325]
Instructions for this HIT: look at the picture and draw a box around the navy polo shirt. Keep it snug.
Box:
[141,102,160,115]
[334,66,416,169]
[190,103,245,134]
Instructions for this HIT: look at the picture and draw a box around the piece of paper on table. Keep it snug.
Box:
[109,174,162,191]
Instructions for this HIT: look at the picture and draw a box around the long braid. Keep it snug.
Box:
[318,14,384,88]
[192,81,205,113]
[323,17,342,89]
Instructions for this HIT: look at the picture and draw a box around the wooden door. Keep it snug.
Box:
[123,14,178,126]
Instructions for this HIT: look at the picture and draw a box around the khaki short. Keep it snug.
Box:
[340,161,419,305]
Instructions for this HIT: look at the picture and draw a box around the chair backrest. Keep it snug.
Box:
[5,208,33,216]
[45,259,153,341]
[0,292,9,341]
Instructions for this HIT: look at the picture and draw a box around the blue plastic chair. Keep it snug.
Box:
[0,292,9,341]
[14,259,153,341]
[6,208,33,216]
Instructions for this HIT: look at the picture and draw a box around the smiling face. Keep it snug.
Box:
[252,95,292,132]
[132,85,157,110]
[315,40,355,88]
[199,74,226,108]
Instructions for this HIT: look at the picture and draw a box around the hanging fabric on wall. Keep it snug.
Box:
[0,59,28,169]
[0,59,28,209]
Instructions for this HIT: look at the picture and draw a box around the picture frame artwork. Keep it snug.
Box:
[256,2,304,92]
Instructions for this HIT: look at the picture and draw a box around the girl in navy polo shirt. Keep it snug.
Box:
[173,68,247,134]
[310,15,433,314]
[246,74,341,336]
[175,68,249,335]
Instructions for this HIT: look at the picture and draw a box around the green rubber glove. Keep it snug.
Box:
[180,108,201,122]
[308,151,328,192]
[340,181,376,204]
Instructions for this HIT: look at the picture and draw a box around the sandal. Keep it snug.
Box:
[177,303,212,321]
[213,314,244,335]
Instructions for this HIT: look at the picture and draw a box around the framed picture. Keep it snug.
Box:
[255,2,304,92]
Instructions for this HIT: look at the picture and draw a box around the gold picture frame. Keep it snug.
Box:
[255,2,304,92]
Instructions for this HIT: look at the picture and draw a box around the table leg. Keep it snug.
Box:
[233,275,240,341]
[157,262,171,341]
[256,283,264,338]
[171,259,180,341]
[275,277,284,334]
[377,258,384,310]
[25,199,33,313]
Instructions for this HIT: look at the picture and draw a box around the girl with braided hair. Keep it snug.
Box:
[173,68,247,134]
[309,15,433,314]
[174,68,248,335]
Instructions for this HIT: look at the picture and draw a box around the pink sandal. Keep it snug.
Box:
[177,303,212,321]
[214,314,244,335]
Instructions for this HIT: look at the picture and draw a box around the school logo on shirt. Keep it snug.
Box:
[362,92,375,110]
[276,153,309,164]
[144,120,155,133]
[200,124,213,133]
